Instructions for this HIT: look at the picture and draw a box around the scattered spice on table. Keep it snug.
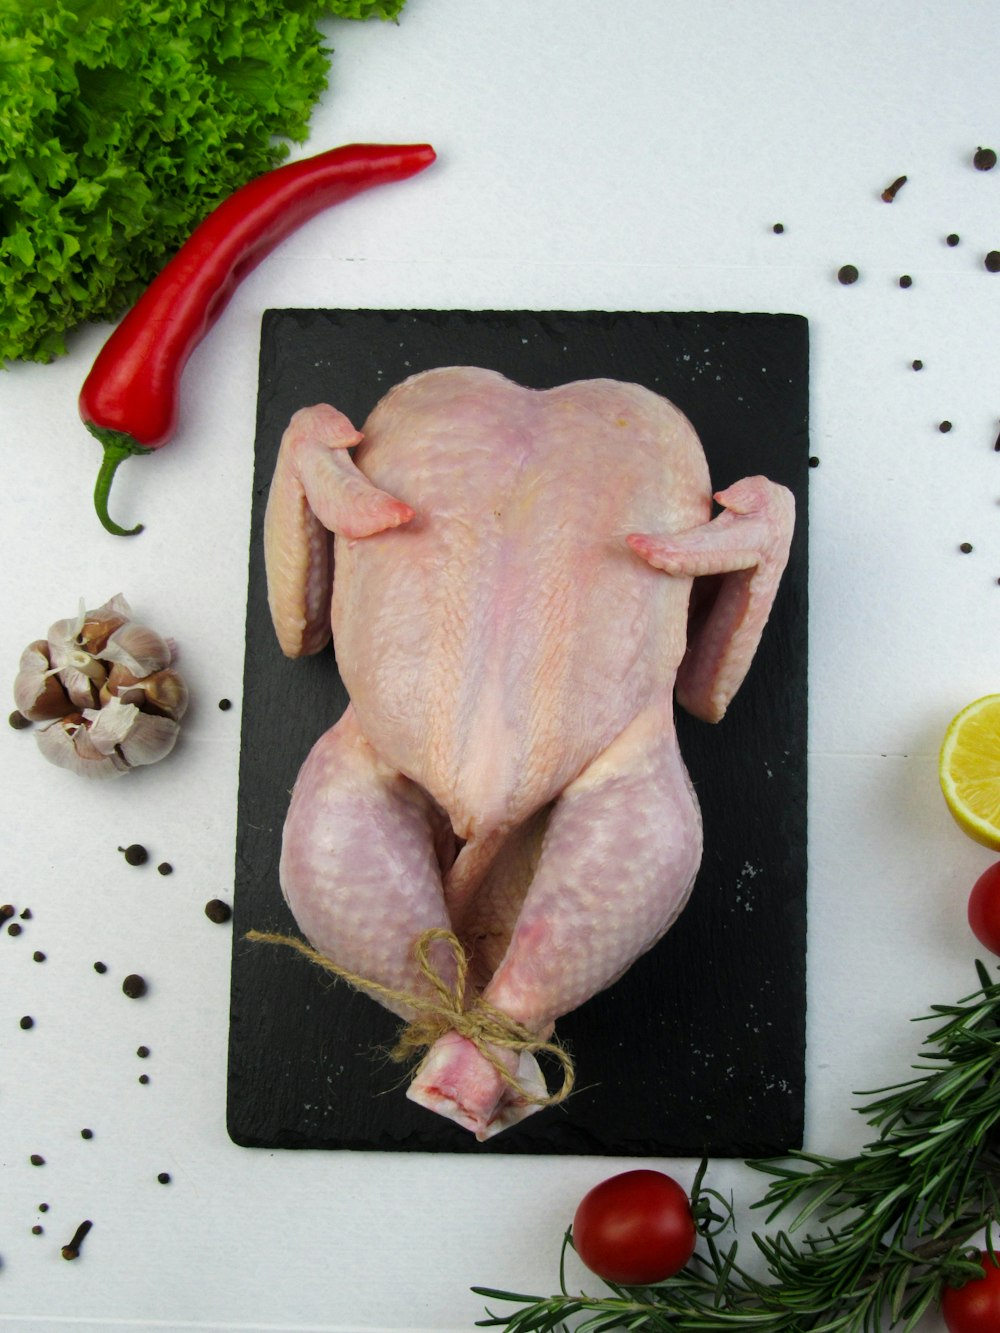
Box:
[205,899,232,924]
[809,457,820,468]
[986,251,1000,273]
[8,922,23,936]
[137,1045,150,1058]
[881,174,907,201]
[139,1073,150,1085]
[19,1015,33,1029]
[33,950,45,962]
[80,1128,93,1140]
[31,1225,43,1236]
[974,147,997,170]
[912,359,924,370]
[120,844,149,866]
[960,543,974,553]
[898,274,913,288]
[218,698,233,711]
[947,233,961,246]
[20,907,31,919]
[0,903,13,922]
[939,421,953,433]
[772,222,785,234]
[8,710,31,730]
[838,264,860,284]
[122,974,147,999]
[30,1153,45,1166]
[93,961,107,974]
[61,1220,92,1261]
[157,1172,171,1185]
[157,862,173,876]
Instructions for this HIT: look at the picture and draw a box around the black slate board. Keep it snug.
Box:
[228,309,810,1157]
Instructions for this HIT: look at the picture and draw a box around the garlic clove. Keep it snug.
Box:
[117,712,180,767]
[101,665,189,722]
[36,714,128,780]
[79,593,133,655]
[13,641,73,721]
[101,621,173,677]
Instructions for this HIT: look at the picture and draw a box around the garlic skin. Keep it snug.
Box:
[13,595,188,780]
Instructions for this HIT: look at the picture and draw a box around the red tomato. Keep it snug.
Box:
[572,1169,696,1285]
[967,862,1000,956]
[941,1252,1000,1332]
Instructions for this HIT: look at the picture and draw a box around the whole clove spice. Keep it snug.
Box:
[61,1219,92,1261]
[881,174,907,202]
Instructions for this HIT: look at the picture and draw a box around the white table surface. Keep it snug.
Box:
[2,2,998,1329]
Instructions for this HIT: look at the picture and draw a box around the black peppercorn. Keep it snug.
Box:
[157,1172,171,1185]
[0,904,13,922]
[837,264,859,285]
[30,1153,45,1166]
[8,921,22,936]
[20,1015,34,1030]
[157,862,173,876]
[218,698,232,711]
[33,950,45,962]
[898,275,913,288]
[122,974,148,999]
[985,251,1000,273]
[947,234,960,247]
[119,844,148,866]
[960,542,974,553]
[137,1045,150,1058]
[939,421,953,434]
[93,961,107,974]
[772,222,784,234]
[974,147,997,171]
[912,360,924,370]
[81,1128,94,1140]
[8,710,31,730]
[205,899,232,924]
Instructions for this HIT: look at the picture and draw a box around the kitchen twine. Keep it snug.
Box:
[244,925,575,1108]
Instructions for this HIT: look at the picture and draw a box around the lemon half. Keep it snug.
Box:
[939,694,1000,850]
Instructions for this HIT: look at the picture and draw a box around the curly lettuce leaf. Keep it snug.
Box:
[0,0,407,364]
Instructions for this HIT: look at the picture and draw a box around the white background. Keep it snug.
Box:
[2,2,999,1329]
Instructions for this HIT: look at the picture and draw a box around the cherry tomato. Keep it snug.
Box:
[968,863,1000,956]
[941,1251,1000,1332]
[572,1169,696,1285]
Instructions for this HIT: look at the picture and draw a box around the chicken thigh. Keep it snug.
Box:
[263,366,794,1139]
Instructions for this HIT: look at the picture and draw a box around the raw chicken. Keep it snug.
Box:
[263,366,794,1139]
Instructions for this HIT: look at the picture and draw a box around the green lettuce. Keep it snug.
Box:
[0,0,407,365]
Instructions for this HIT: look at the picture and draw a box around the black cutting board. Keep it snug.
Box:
[228,309,809,1157]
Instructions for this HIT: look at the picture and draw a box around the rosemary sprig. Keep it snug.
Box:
[472,961,1000,1332]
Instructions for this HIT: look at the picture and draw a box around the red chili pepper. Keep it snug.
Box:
[79,142,436,536]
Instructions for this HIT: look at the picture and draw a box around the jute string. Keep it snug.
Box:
[245,925,575,1108]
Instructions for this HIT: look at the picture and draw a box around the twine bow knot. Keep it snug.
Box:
[245,925,575,1109]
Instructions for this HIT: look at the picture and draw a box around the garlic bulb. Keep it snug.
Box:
[12,596,188,780]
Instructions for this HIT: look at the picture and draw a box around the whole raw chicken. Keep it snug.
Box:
[263,366,794,1140]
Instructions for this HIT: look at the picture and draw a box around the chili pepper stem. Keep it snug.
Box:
[89,430,152,536]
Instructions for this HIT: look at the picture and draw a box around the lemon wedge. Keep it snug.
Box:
[939,694,1000,850]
